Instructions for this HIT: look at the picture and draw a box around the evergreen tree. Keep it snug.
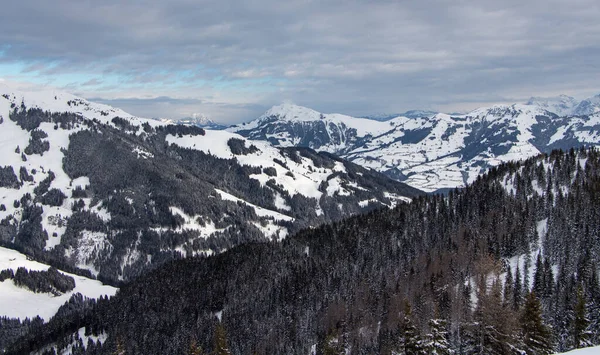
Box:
[424,318,453,355]
[398,301,424,355]
[213,323,231,355]
[524,256,531,294]
[520,292,553,354]
[542,257,554,301]
[473,277,518,354]
[572,285,592,349]
[533,253,544,297]
[189,338,205,355]
[320,333,345,355]
[504,265,514,309]
[514,265,523,311]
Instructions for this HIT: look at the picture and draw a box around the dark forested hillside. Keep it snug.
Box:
[8,147,600,354]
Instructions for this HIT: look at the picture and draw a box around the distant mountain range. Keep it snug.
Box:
[159,113,228,130]
[229,94,600,192]
[526,93,600,116]
[361,110,439,121]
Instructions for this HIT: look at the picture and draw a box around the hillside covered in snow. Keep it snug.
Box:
[0,85,421,283]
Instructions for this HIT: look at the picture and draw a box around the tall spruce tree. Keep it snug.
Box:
[504,265,514,309]
[520,292,553,354]
[514,265,523,311]
[572,285,592,349]
[424,318,453,355]
[398,301,424,355]
[533,253,544,297]
[213,323,231,355]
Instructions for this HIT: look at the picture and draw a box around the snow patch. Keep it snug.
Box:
[0,247,117,321]
[215,189,294,222]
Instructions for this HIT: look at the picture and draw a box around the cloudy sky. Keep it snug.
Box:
[1,0,599,124]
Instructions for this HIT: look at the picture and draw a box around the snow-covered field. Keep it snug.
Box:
[556,346,600,354]
[0,247,117,321]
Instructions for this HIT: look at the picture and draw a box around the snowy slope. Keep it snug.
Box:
[555,345,600,354]
[0,84,420,282]
[166,129,360,201]
[0,246,116,321]
[362,110,438,121]
[0,82,161,128]
[232,102,600,192]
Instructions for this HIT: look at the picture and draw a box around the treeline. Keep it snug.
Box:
[0,266,75,295]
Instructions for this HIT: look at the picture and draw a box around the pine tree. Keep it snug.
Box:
[542,257,554,300]
[514,265,522,311]
[504,265,514,309]
[398,301,424,355]
[213,323,231,355]
[587,267,600,344]
[524,256,531,293]
[320,333,344,355]
[520,292,553,354]
[473,277,518,354]
[573,285,592,349]
[114,336,126,355]
[424,318,453,355]
[189,338,205,355]
[533,253,544,297]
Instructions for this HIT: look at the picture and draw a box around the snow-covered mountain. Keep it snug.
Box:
[0,85,420,282]
[526,93,600,116]
[175,113,228,129]
[525,94,579,117]
[158,113,227,130]
[573,94,600,116]
[362,109,438,121]
[229,102,600,192]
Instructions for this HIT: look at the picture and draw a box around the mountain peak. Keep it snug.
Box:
[174,113,227,129]
[179,113,215,125]
[189,113,214,124]
[525,94,578,116]
[573,94,600,116]
[261,103,323,121]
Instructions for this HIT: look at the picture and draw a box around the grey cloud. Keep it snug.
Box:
[1,0,599,120]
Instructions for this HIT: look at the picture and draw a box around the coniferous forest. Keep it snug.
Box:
[5,147,600,354]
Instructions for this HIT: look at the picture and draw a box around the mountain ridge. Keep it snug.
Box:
[230,100,600,192]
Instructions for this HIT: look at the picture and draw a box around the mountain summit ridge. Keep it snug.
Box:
[230,99,600,192]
